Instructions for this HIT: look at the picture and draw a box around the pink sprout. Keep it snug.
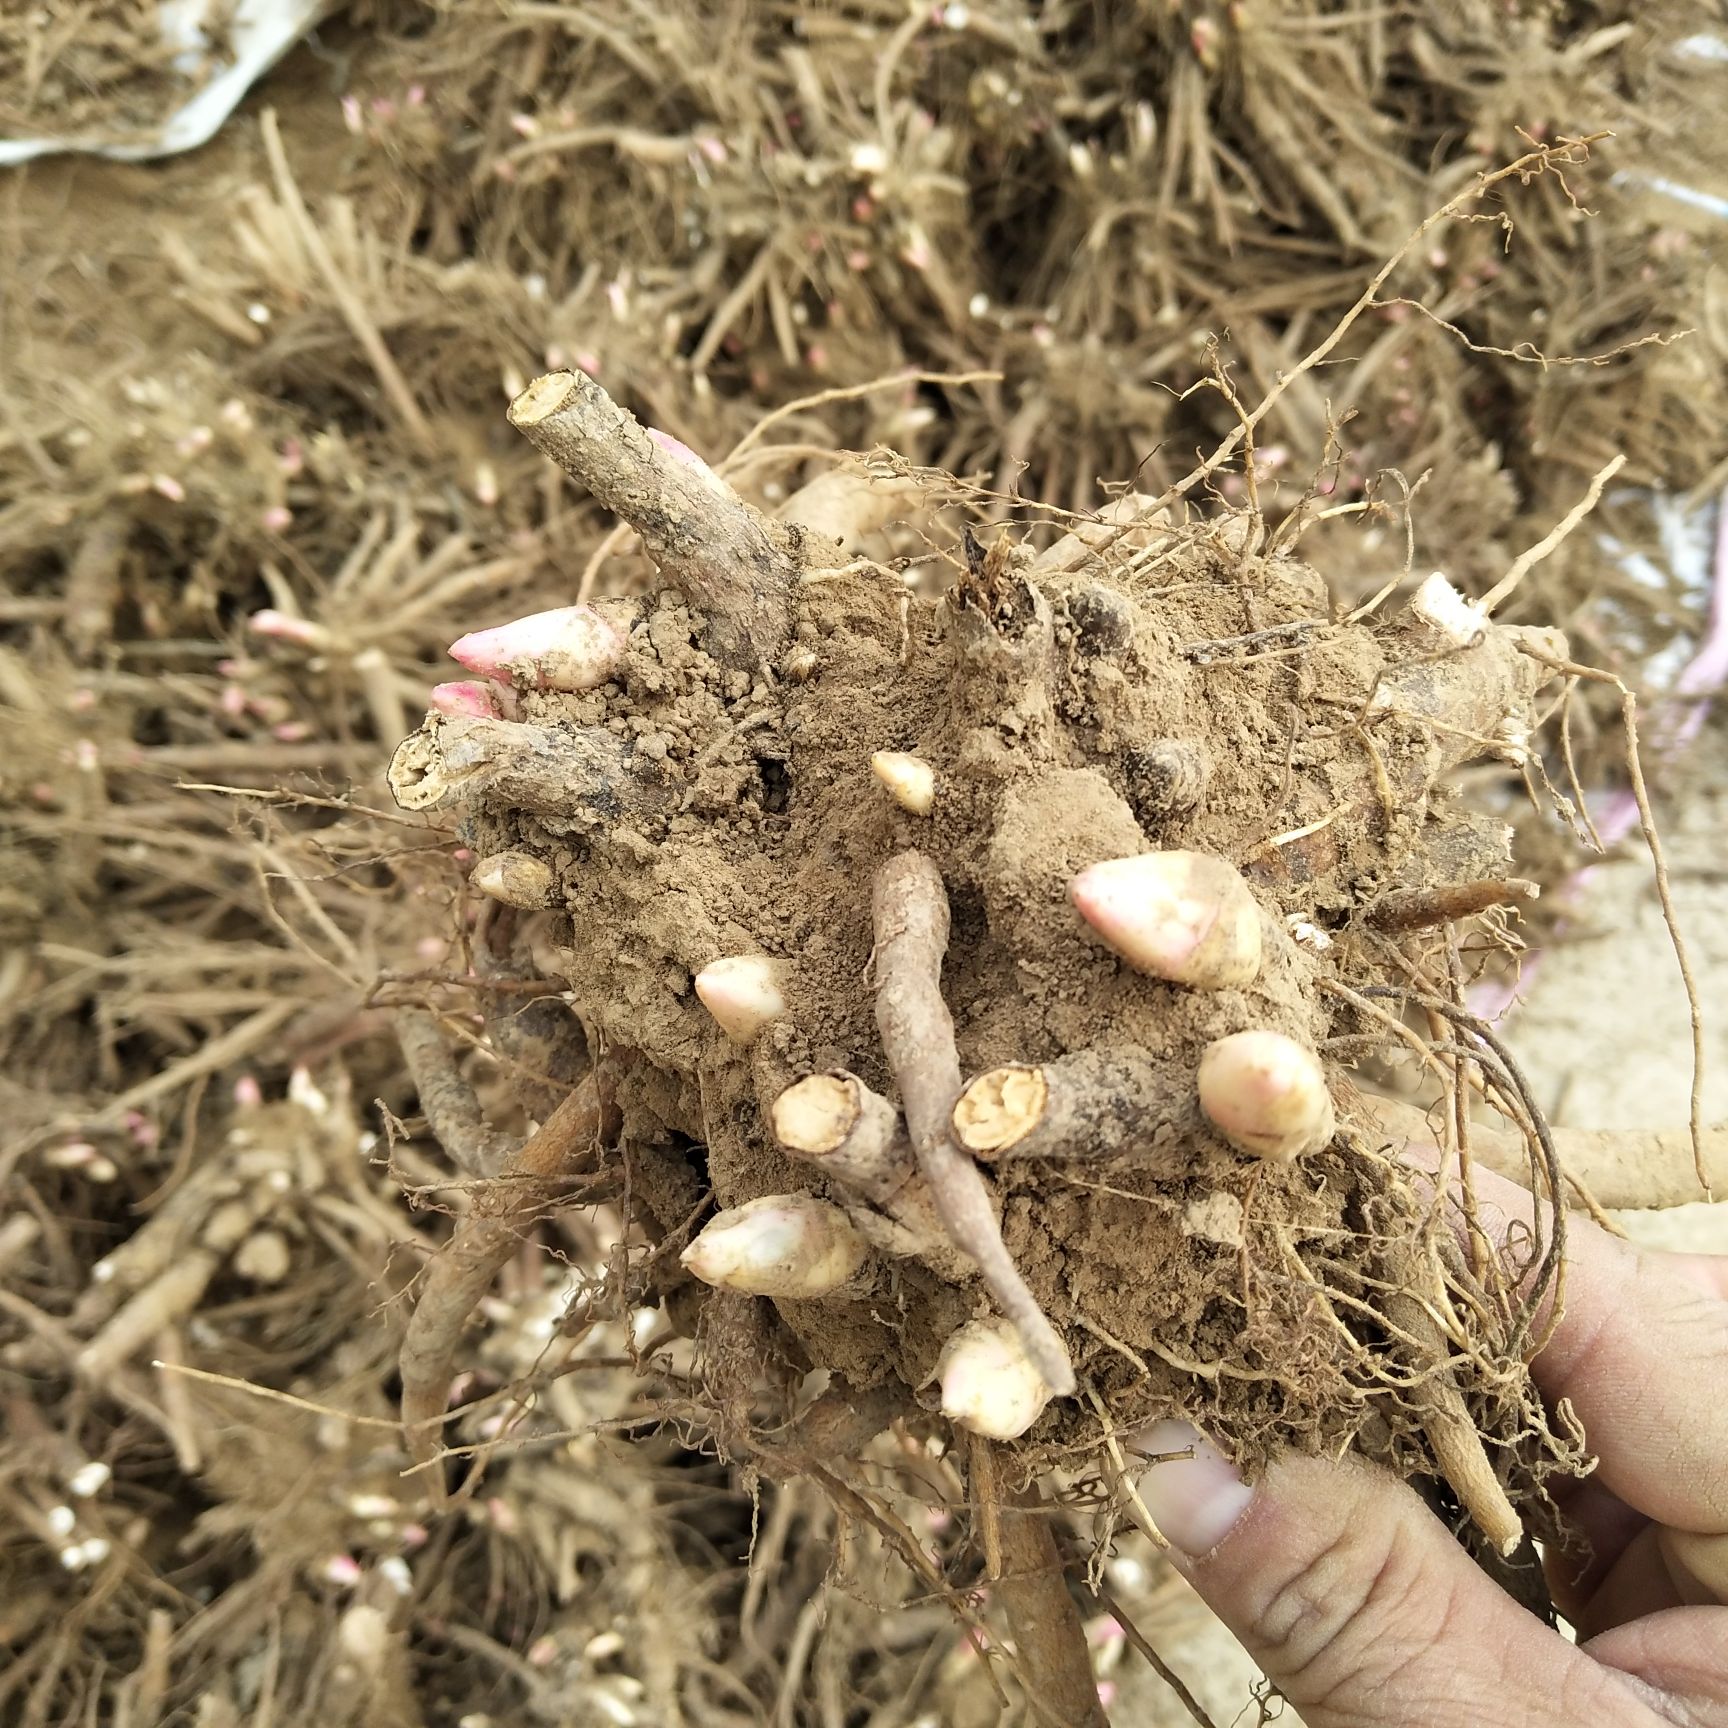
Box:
[234,1075,264,1109]
[220,683,248,718]
[273,721,312,743]
[696,135,727,165]
[321,1554,363,1587]
[261,505,292,533]
[278,438,304,476]
[428,680,504,719]
[646,427,708,469]
[151,474,186,503]
[406,84,425,107]
[247,610,326,649]
[124,1110,158,1149]
[341,94,363,134]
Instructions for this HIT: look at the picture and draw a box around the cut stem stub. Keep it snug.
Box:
[508,370,798,669]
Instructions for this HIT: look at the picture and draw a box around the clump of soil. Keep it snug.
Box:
[390,369,1586,1559]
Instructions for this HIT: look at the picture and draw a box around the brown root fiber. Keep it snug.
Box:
[392,366,1594,1553]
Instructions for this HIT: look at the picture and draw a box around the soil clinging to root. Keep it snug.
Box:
[392,369,1585,1543]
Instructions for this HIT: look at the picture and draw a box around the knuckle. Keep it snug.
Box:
[1249,1509,1441,1716]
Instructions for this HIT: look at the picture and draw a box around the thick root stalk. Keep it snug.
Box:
[992,1471,1112,1728]
[773,1071,913,1203]
[1364,1095,1725,1210]
[1383,1239,1523,1557]
[508,369,798,668]
[871,851,1076,1396]
[952,1047,1183,1170]
[389,715,661,824]
[399,1074,617,1497]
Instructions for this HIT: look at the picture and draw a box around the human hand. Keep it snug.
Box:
[1134,1164,1728,1728]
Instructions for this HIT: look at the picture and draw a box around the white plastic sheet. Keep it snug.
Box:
[0,0,323,166]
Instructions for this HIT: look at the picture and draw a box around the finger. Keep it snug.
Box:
[1134,1420,1664,1728]
[1661,1529,1728,1604]
[1446,1161,1728,1533]
[1545,1479,1649,1622]
[1576,1525,1695,1640]
[1585,1608,1728,1723]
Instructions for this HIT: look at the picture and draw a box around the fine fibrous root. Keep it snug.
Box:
[507,368,799,669]
[871,851,1077,1397]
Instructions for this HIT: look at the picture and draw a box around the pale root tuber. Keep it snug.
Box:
[680,1195,871,1297]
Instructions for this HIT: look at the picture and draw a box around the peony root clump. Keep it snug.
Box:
[390,366,1596,1578]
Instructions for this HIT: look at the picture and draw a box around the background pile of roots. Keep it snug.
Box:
[1,4,1723,1724]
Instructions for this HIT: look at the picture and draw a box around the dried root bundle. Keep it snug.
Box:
[388,364,1613,1564]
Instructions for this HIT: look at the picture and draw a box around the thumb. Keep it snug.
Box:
[1134,1421,1662,1728]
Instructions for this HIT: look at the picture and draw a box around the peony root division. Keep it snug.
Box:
[390,364,1621,1594]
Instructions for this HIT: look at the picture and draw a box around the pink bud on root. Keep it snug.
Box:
[247,609,329,650]
[936,1317,1052,1440]
[1197,1029,1335,1161]
[428,680,504,719]
[448,605,627,692]
[645,427,728,493]
[1069,851,1261,989]
[694,956,787,1045]
[470,851,555,908]
[680,1195,869,1297]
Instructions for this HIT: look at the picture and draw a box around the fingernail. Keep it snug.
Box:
[1135,1419,1255,1557]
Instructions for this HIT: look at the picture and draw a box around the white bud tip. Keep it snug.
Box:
[1197,1029,1335,1161]
[67,1461,111,1498]
[870,750,936,815]
[448,605,627,692]
[694,955,787,1045]
[680,1195,869,1297]
[471,851,556,908]
[1410,571,1486,647]
[937,1318,1053,1440]
[428,680,503,719]
[1069,851,1261,989]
